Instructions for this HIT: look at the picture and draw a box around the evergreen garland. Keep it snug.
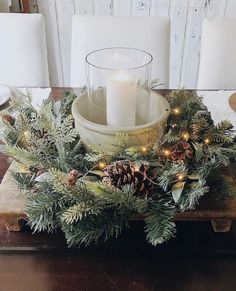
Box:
[0,88,236,247]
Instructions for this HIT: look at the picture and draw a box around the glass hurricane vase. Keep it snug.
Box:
[85,47,153,127]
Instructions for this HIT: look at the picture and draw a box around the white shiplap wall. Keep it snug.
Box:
[0,0,10,12]
[37,0,236,88]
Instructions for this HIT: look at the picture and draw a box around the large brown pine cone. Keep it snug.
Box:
[103,161,154,197]
[170,141,193,162]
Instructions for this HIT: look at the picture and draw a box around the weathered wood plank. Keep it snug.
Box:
[0,0,10,12]
[180,0,206,88]
[169,0,189,88]
[93,0,113,15]
[36,0,236,88]
[150,0,170,16]
[206,0,227,17]
[54,0,75,87]
[131,0,151,16]
[37,0,64,87]
[225,0,236,16]
[29,0,38,13]
[74,0,94,15]
[113,0,132,16]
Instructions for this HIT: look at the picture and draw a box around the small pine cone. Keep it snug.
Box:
[191,123,201,135]
[2,114,15,126]
[170,141,193,162]
[33,128,49,139]
[103,161,154,197]
[67,169,80,186]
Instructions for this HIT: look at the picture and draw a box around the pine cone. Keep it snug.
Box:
[103,161,154,197]
[170,141,193,162]
[2,114,15,126]
[33,128,49,139]
[67,169,80,186]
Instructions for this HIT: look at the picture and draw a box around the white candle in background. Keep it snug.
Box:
[106,72,137,127]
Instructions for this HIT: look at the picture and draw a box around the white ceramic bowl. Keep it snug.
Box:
[72,90,170,147]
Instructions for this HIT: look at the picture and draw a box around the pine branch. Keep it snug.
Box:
[87,182,148,213]
[60,91,78,117]
[178,180,209,211]
[50,173,98,209]
[191,115,210,140]
[206,146,236,170]
[3,145,47,168]
[145,196,176,245]
[61,202,102,224]
[11,172,36,190]
[137,78,163,90]
[54,114,78,144]
[216,120,234,131]
[161,130,181,145]
[158,162,187,191]
[85,153,105,163]
[61,210,129,247]
[0,118,18,145]
[49,168,69,194]
[86,134,128,162]
[26,185,61,233]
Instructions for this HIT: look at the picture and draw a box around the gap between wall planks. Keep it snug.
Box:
[37,0,233,88]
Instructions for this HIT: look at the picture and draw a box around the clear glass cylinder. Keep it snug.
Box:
[85,47,153,127]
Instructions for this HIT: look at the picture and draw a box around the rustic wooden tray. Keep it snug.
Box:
[1,163,236,233]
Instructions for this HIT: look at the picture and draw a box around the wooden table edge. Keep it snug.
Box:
[1,208,235,232]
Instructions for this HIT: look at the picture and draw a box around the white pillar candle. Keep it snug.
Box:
[106,72,137,127]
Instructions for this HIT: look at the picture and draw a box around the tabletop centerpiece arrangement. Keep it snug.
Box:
[0,48,236,247]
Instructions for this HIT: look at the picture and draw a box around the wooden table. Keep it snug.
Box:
[0,88,236,232]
